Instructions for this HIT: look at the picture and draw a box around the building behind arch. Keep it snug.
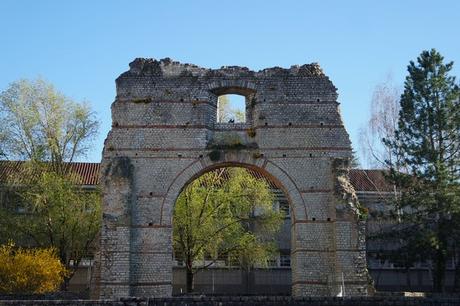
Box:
[1,161,456,293]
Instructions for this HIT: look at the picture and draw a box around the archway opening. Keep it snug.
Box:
[217,94,246,123]
[172,166,292,296]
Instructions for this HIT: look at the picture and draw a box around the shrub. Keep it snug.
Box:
[0,242,69,294]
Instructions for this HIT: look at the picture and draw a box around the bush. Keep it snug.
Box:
[0,242,69,294]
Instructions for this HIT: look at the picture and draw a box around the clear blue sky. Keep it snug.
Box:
[1,0,459,166]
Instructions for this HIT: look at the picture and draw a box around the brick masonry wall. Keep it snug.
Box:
[95,58,370,298]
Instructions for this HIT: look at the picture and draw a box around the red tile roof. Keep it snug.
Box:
[67,162,101,185]
[0,161,392,192]
[206,167,281,189]
[348,169,393,192]
[0,161,100,186]
[0,161,22,183]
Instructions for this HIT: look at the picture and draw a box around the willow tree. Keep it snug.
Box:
[173,167,284,293]
[385,49,460,292]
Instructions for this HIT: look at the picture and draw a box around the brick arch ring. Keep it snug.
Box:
[206,80,257,97]
[159,153,308,226]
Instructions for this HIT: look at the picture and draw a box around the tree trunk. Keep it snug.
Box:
[60,266,75,291]
[186,267,194,293]
[433,248,446,292]
[60,278,69,291]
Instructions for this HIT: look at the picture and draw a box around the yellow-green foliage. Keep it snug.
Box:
[0,242,69,294]
[173,168,283,270]
[0,166,101,276]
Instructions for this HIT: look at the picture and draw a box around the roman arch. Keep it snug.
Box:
[93,58,371,298]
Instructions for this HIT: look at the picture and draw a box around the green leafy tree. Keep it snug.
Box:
[385,49,460,292]
[0,166,101,289]
[173,167,283,293]
[0,78,101,289]
[0,78,99,173]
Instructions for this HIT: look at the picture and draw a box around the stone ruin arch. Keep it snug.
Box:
[93,58,371,298]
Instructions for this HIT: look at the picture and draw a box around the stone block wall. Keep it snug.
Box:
[94,58,370,298]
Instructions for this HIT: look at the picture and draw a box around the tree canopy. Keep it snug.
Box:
[173,167,284,293]
[0,78,101,289]
[359,76,402,168]
[384,49,460,292]
[0,78,99,171]
[0,165,101,288]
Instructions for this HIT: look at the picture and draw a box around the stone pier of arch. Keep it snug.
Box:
[92,58,371,298]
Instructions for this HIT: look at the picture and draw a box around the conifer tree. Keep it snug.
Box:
[385,49,460,292]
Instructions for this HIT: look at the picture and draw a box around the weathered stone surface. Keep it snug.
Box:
[94,58,370,298]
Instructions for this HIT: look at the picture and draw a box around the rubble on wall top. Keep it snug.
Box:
[126,58,326,78]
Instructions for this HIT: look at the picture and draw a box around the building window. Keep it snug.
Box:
[173,253,184,266]
[280,254,291,267]
[278,200,290,218]
[217,94,246,123]
[267,257,278,267]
